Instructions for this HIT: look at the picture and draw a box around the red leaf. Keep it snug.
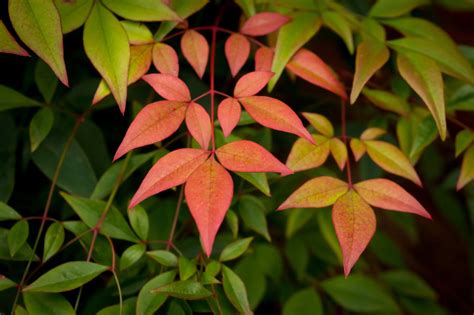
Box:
[240,12,291,36]
[286,48,347,100]
[332,190,376,276]
[278,176,348,210]
[354,179,431,219]
[142,73,191,101]
[233,71,274,98]
[255,46,274,72]
[114,100,187,160]
[185,102,212,150]
[129,149,210,208]
[153,43,179,76]
[216,140,292,175]
[225,33,250,77]
[185,157,233,256]
[181,30,209,78]
[217,97,241,137]
[239,96,313,143]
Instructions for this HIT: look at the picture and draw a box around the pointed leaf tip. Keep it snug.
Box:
[185,102,212,149]
[142,73,191,101]
[181,30,209,78]
[234,71,274,98]
[225,33,250,77]
[218,98,241,137]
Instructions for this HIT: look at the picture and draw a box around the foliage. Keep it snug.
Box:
[0,0,473,314]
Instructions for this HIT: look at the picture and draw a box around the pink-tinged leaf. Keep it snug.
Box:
[457,145,474,190]
[364,140,422,186]
[93,44,153,105]
[332,190,376,276]
[330,138,347,171]
[350,39,390,104]
[130,149,210,208]
[354,179,431,219]
[185,102,212,150]
[185,157,234,256]
[240,12,291,36]
[225,33,250,77]
[218,98,241,137]
[286,48,347,100]
[153,42,179,76]
[216,140,292,175]
[360,127,386,140]
[181,30,209,78]
[255,46,274,71]
[0,20,29,56]
[286,135,330,172]
[142,73,191,101]
[233,71,274,98]
[350,139,366,161]
[278,176,348,210]
[114,101,187,160]
[302,112,334,138]
[239,96,313,143]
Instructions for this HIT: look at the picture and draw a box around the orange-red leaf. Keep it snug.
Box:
[233,71,274,98]
[240,12,290,36]
[153,42,179,76]
[278,176,348,210]
[185,102,212,150]
[354,179,431,219]
[225,33,250,77]
[332,190,376,276]
[218,98,241,137]
[142,73,191,101]
[255,46,274,71]
[114,100,187,160]
[286,135,330,172]
[350,138,366,161]
[185,157,233,256]
[216,140,291,175]
[129,148,210,208]
[286,48,347,100]
[457,144,474,190]
[181,30,209,78]
[330,138,347,170]
[239,96,313,143]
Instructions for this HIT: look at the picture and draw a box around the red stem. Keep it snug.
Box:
[210,26,217,152]
[341,100,353,187]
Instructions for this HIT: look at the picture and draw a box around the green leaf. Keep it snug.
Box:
[61,193,138,242]
[120,243,146,271]
[121,21,154,45]
[322,11,354,54]
[54,0,94,34]
[220,237,253,262]
[43,222,65,262]
[0,20,28,56]
[269,12,322,91]
[235,0,255,16]
[97,297,137,315]
[0,202,21,221]
[103,0,179,21]
[235,255,266,308]
[154,0,209,41]
[316,210,342,261]
[84,2,130,113]
[222,265,252,315]
[29,107,54,152]
[136,270,177,315]
[238,195,271,241]
[0,113,16,202]
[455,129,474,157]
[128,205,150,241]
[205,260,221,277]
[35,60,58,103]
[0,228,38,261]
[283,288,323,315]
[236,172,271,196]
[321,275,399,313]
[254,244,283,282]
[147,250,178,267]
[179,256,197,281]
[380,270,436,299]
[350,39,390,104]
[14,305,29,315]
[362,88,410,115]
[286,208,313,238]
[0,85,41,111]
[9,0,68,85]
[0,275,16,291]
[152,280,212,300]
[369,0,429,18]
[396,51,446,140]
[24,292,75,315]
[225,209,239,239]
[24,261,108,293]
[397,116,413,156]
[8,220,29,256]
[409,116,438,162]
[285,238,308,281]
[360,18,386,42]
[399,296,449,315]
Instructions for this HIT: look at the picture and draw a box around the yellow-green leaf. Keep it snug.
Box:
[350,138,366,161]
[54,0,94,34]
[329,138,347,170]
[457,145,474,190]
[360,127,386,141]
[0,20,28,56]
[286,135,330,172]
[302,113,334,137]
[362,87,410,115]
[369,0,429,18]
[102,0,179,22]
[322,11,354,54]
[455,129,474,157]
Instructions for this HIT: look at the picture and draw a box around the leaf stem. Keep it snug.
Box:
[210,26,217,152]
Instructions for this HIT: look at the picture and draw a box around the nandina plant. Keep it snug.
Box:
[0,0,472,314]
